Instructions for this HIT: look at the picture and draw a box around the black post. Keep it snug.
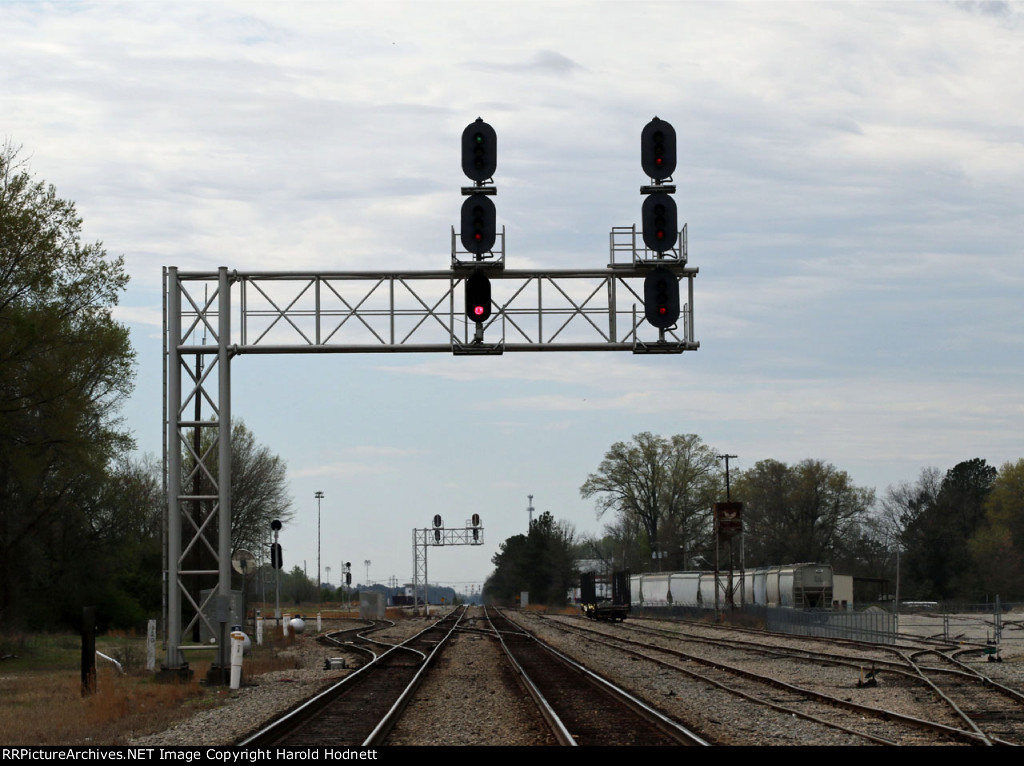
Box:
[81,606,96,697]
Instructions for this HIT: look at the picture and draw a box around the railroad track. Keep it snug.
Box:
[523,612,1019,745]
[532,614,1024,745]
[238,606,1022,746]
[241,606,706,747]
[239,606,467,747]
[317,617,398,662]
[614,614,1024,745]
[902,648,1024,745]
[486,607,708,746]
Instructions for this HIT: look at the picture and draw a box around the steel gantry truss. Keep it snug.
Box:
[412,524,485,615]
[162,233,698,671]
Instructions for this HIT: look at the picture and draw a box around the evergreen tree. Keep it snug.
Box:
[484,512,576,606]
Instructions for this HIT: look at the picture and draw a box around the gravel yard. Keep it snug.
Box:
[385,627,556,746]
[131,616,428,747]
[131,607,1024,747]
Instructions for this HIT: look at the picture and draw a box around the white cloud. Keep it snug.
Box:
[112,305,163,327]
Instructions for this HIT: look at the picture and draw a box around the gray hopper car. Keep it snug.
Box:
[631,563,833,610]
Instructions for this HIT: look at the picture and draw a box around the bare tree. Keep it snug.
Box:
[580,433,720,570]
[182,419,294,555]
[879,466,942,543]
[229,420,294,554]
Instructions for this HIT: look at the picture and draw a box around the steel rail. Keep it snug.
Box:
[364,606,467,746]
[318,618,390,649]
[236,647,402,746]
[489,608,710,746]
[485,608,577,746]
[540,615,988,746]
[903,661,992,745]
[624,618,949,682]
[667,616,1024,744]
[531,627,712,746]
[546,618,908,745]
[238,607,465,747]
[947,649,1024,706]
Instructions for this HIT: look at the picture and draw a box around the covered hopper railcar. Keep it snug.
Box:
[631,563,833,610]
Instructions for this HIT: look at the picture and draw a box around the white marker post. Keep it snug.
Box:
[229,630,245,690]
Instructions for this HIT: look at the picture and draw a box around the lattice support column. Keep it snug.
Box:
[164,267,235,671]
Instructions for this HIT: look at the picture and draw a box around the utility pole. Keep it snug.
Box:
[315,491,324,607]
[717,454,738,501]
[715,453,740,615]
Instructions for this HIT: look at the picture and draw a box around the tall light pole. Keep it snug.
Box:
[364,559,371,585]
[315,491,324,606]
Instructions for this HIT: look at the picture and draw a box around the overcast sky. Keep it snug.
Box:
[3,1,1022,594]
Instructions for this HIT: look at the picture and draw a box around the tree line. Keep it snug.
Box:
[1,144,138,628]
[0,146,293,631]
[577,432,1024,603]
[483,435,1023,608]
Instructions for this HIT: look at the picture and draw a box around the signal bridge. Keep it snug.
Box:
[162,117,699,676]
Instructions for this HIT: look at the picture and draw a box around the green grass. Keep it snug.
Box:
[1,632,82,671]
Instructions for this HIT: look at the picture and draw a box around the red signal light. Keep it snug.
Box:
[644,266,680,330]
[465,269,492,323]
[461,195,496,255]
[642,192,677,253]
